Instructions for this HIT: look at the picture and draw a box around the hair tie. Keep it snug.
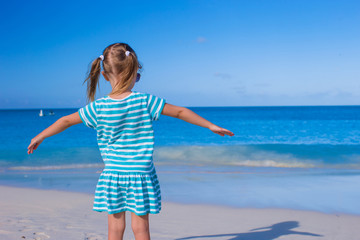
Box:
[125,51,130,56]
[99,55,104,61]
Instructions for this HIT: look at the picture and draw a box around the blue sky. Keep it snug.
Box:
[1,0,359,108]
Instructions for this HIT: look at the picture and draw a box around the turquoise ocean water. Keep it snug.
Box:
[1,106,360,215]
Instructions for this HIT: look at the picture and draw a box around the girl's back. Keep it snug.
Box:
[79,91,165,215]
[79,91,165,173]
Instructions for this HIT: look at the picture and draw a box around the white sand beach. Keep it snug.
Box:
[0,185,359,240]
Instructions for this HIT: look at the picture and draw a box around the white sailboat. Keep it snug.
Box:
[39,109,44,117]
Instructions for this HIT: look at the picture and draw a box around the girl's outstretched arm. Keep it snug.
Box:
[27,112,82,154]
[161,103,234,137]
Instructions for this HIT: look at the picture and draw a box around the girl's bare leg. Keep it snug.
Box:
[131,212,150,240]
[108,212,126,240]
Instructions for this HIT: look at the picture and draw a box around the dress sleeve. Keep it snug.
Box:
[146,93,166,121]
[78,101,97,129]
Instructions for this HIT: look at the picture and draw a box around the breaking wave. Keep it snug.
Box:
[9,163,104,171]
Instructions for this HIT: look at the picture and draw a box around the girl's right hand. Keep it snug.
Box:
[209,124,234,137]
[27,136,45,154]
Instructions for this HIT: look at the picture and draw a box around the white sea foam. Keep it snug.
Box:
[7,145,360,171]
[9,163,104,171]
[229,159,315,168]
[153,145,343,169]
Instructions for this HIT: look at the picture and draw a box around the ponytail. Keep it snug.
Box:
[83,43,141,103]
[83,57,102,103]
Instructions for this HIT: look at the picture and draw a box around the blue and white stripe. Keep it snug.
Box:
[78,91,166,215]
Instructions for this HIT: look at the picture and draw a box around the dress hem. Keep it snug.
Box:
[93,207,161,216]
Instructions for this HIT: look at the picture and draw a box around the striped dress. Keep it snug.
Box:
[78,91,166,215]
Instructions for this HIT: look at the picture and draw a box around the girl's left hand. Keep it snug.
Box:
[27,136,45,154]
[209,124,235,137]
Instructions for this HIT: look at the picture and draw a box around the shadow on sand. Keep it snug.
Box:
[176,221,323,240]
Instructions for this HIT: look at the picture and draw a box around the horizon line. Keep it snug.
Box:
[1,104,360,110]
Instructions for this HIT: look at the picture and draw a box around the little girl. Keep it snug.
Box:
[27,42,234,240]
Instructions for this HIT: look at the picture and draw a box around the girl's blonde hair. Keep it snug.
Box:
[83,43,142,102]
